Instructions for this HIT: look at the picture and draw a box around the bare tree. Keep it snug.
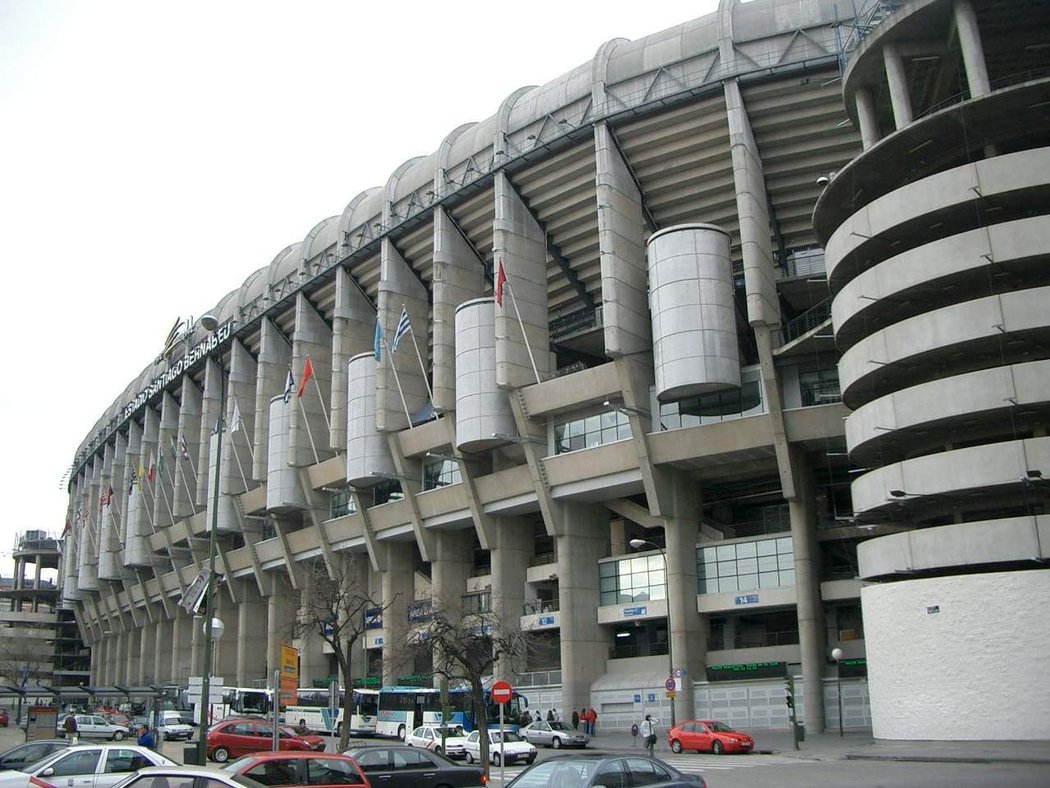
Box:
[401,597,530,769]
[295,555,395,750]
[0,634,53,686]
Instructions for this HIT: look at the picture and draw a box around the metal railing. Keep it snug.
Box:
[785,298,832,342]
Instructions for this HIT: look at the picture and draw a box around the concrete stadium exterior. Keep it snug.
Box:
[60,0,1050,740]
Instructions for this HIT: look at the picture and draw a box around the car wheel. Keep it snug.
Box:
[213,747,230,763]
[492,752,501,767]
[712,740,724,755]
[526,755,536,764]
[465,752,475,764]
[112,731,126,741]
[434,746,443,754]
[337,722,345,737]
[670,739,682,754]
[398,725,406,740]
[552,736,562,749]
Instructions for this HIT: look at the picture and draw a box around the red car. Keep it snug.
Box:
[220,751,371,788]
[206,719,314,762]
[279,725,325,752]
[667,720,754,755]
[0,709,9,727]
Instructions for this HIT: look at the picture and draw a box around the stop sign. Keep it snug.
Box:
[491,680,513,704]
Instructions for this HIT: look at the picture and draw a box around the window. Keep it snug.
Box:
[246,760,297,786]
[354,750,390,770]
[799,367,840,406]
[462,591,492,614]
[698,536,794,594]
[329,489,356,519]
[229,722,254,736]
[50,751,100,776]
[659,367,765,430]
[423,459,461,490]
[593,759,628,788]
[306,757,366,786]
[624,757,674,785]
[104,749,143,774]
[391,749,433,769]
[554,409,631,454]
[599,555,666,606]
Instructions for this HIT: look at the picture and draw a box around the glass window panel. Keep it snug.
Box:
[649,568,665,587]
[776,537,794,554]
[567,420,584,437]
[717,561,737,577]
[717,576,739,592]
[601,427,618,444]
[599,562,615,578]
[716,545,736,561]
[600,411,617,428]
[737,557,757,575]
[779,554,795,571]
[781,569,795,586]
[759,571,780,588]
[599,577,617,592]
[600,592,616,606]
[698,577,713,594]
[617,423,633,440]
[736,542,757,558]
[758,556,779,572]
[650,584,666,600]
[757,540,776,556]
[585,415,601,433]
[737,574,759,591]
[586,430,601,448]
[570,435,585,451]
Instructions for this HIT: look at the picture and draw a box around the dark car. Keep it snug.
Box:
[207,719,314,762]
[343,744,485,788]
[505,753,707,788]
[221,751,370,788]
[0,740,70,772]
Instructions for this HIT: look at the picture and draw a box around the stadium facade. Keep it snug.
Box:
[61,0,1050,740]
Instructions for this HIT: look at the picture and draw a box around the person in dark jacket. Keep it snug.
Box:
[571,708,580,730]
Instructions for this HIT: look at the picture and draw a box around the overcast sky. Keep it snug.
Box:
[0,0,721,575]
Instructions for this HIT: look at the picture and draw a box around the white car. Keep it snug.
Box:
[0,744,175,788]
[156,712,195,741]
[519,720,591,748]
[57,715,132,741]
[404,724,468,759]
[463,729,537,767]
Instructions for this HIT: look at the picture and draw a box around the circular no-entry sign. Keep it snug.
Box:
[491,680,513,704]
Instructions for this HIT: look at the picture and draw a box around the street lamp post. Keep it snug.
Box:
[831,647,844,737]
[629,538,675,729]
[197,314,225,765]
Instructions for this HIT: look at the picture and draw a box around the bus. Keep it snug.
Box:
[284,688,378,736]
[375,686,528,739]
[224,687,273,717]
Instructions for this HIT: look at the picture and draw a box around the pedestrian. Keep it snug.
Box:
[571,708,580,730]
[590,707,599,736]
[137,724,155,750]
[640,713,656,757]
[534,710,542,723]
[63,713,79,745]
[583,707,593,735]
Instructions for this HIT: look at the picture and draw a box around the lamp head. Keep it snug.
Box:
[831,647,844,661]
[629,538,648,550]
[199,314,220,332]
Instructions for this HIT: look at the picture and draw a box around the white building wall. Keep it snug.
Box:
[862,570,1050,740]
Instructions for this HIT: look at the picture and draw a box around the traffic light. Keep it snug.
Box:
[784,675,795,709]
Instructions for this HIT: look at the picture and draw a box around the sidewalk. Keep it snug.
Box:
[585,726,1050,765]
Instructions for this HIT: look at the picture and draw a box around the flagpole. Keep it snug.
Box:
[228,435,251,491]
[296,395,322,465]
[230,397,257,466]
[310,374,333,432]
[407,326,435,404]
[503,281,542,385]
[155,473,178,525]
[139,482,158,534]
[383,334,414,427]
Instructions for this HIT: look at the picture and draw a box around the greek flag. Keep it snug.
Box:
[391,305,411,353]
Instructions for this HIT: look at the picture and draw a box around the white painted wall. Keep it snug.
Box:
[862,570,1050,739]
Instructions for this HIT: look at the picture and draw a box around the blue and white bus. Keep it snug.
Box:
[375,686,528,739]
[284,688,378,736]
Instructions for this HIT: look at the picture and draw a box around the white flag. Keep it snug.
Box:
[229,399,242,434]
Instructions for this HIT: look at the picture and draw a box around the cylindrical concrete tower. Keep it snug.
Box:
[347,352,394,486]
[266,395,308,510]
[455,298,515,452]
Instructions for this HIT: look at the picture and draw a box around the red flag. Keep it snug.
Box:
[495,260,507,307]
[298,355,314,398]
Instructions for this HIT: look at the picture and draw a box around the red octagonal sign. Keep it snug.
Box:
[491,680,513,704]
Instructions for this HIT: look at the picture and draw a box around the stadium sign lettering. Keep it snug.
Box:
[121,319,233,422]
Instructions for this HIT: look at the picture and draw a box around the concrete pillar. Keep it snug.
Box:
[432,530,473,607]
[375,238,430,431]
[493,171,551,387]
[883,41,913,129]
[665,478,707,727]
[595,121,651,356]
[290,293,336,464]
[139,621,156,684]
[492,518,532,676]
[296,570,330,688]
[224,341,259,497]
[789,448,829,733]
[557,503,608,720]
[254,319,293,481]
[236,583,269,685]
[172,613,194,684]
[380,542,415,686]
[154,391,180,530]
[125,629,140,685]
[266,583,297,681]
[432,206,487,411]
[155,618,173,684]
[955,0,990,98]
[175,378,203,518]
[854,87,879,150]
[331,268,376,447]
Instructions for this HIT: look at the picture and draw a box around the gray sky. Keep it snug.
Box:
[0,0,720,574]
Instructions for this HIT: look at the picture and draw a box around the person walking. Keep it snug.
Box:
[640,714,656,757]
[571,708,580,730]
[589,707,599,736]
[63,713,79,745]
[546,708,555,722]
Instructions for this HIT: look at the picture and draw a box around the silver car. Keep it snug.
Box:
[57,715,131,741]
[0,745,175,788]
[519,721,590,748]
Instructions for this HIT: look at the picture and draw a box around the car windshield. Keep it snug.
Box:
[507,760,597,787]
[436,726,464,736]
[708,721,735,733]
[491,731,523,743]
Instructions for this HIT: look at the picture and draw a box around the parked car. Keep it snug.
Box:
[667,720,754,755]
[220,751,370,788]
[519,720,590,749]
[505,753,707,788]
[0,741,70,772]
[0,710,9,727]
[463,729,536,766]
[156,712,195,742]
[111,765,267,788]
[343,745,484,788]
[56,714,132,741]
[404,724,468,758]
[0,744,175,788]
[277,726,325,752]
[207,719,314,763]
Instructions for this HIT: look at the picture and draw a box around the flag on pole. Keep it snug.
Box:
[179,433,191,460]
[298,356,314,398]
[229,399,242,434]
[495,259,507,307]
[99,485,113,511]
[62,518,71,537]
[373,318,382,361]
[169,435,178,458]
[137,459,145,486]
[147,452,156,482]
[283,368,295,403]
[130,467,139,491]
[391,305,411,353]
